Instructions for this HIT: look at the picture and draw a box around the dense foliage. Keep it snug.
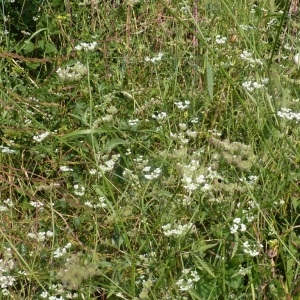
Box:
[0,1,300,299]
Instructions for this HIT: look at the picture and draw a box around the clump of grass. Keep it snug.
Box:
[0,0,300,299]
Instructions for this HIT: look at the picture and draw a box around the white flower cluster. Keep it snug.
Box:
[85,197,107,209]
[178,160,212,192]
[180,5,189,13]
[176,268,200,291]
[238,265,250,276]
[40,283,78,299]
[0,145,17,154]
[170,132,188,144]
[128,119,139,126]
[243,241,263,257]
[0,205,8,212]
[0,275,15,290]
[73,184,85,196]
[208,128,221,136]
[137,252,157,267]
[240,24,254,31]
[277,108,300,122]
[89,154,120,177]
[239,201,256,223]
[99,154,120,172]
[75,41,97,51]
[29,200,44,209]
[0,248,16,296]
[59,165,74,172]
[53,243,72,258]
[216,35,227,44]
[170,122,197,145]
[28,230,53,242]
[0,248,15,273]
[230,217,247,234]
[239,175,258,185]
[161,222,195,237]
[240,50,263,66]
[145,52,163,63]
[56,62,88,82]
[152,111,167,121]
[133,155,148,168]
[273,199,285,206]
[33,131,50,142]
[175,100,190,110]
[142,166,161,180]
[242,78,268,92]
[0,198,14,212]
[29,200,46,211]
[100,114,113,123]
[267,18,277,27]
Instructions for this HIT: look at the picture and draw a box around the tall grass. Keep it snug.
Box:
[0,0,300,299]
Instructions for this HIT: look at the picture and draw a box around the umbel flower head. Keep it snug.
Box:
[56,62,87,82]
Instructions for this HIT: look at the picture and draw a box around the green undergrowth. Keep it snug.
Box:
[0,0,300,299]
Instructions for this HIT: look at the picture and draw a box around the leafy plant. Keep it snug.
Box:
[0,0,299,299]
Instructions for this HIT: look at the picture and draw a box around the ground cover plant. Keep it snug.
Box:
[0,0,300,299]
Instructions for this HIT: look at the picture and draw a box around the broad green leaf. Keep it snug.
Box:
[23,41,35,53]
[38,40,44,49]
[26,62,40,69]
[44,42,58,53]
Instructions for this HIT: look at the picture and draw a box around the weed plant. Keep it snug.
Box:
[0,0,300,299]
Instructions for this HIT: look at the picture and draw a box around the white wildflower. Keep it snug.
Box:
[33,131,50,142]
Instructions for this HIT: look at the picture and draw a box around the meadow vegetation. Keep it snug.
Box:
[0,0,300,299]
